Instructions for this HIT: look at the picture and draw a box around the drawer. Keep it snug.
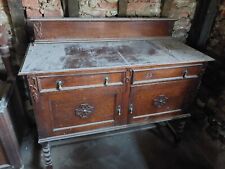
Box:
[132,65,203,84]
[37,72,124,92]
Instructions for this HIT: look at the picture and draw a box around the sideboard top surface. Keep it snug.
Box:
[19,37,214,75]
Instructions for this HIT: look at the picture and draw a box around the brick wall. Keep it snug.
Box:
[0,0,13,70]
[22,0,63,17]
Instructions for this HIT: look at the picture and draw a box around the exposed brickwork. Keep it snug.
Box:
[79,0,118,17]
[126,0,161,17]
[0,0,13,70]
[162,0,197,42]
[22,0,63,18]
[0,0,12,45]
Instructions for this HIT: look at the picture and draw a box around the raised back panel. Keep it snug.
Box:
[28,18,176,41]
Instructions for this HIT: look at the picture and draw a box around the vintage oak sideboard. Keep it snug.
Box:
[19,18,213,169]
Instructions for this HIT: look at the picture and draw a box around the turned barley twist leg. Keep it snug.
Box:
[42,143,53,169]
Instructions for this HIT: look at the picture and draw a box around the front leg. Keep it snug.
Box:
[41,143,53,169]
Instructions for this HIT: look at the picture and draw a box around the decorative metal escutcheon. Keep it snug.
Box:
[145,72,153,79]
[75,104,95,119]
[153,95,168,108]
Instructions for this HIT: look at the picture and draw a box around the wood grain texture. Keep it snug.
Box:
[37,71,124,92]
[37,85,125,137]
[28,18,176,41]
[129,79,199,123]
[132,64,204,84]
[26,64,204,140]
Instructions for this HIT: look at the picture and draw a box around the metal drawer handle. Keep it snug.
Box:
[117,105,122,116]
[104,77,109,86]
[56,80,63,91]
[183,69,188,78]
[129,104,133,114]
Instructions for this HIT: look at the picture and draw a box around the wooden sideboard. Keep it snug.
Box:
[19,18,213,169]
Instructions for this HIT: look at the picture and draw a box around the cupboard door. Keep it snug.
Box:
[38,86,124,137]
[129,79,198,124]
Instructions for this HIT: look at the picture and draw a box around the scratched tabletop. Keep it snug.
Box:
[19,37,213,75]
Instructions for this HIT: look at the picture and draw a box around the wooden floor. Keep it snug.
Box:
[20,117,225,169]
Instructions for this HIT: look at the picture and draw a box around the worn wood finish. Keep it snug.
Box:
[24,63,210,168]
[25,63,206,139]
[0,83,23,169]
[129,79,199,123]
[19,39,213,75]
[132,64,204,84]
[39,85,125,137]
[20,19,214,169]
[37,71,125,92]
[28,18,176,41]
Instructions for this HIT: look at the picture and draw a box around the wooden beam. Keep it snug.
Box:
[6,0,28,64]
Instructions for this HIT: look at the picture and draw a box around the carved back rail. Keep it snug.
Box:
[28,18,176,42]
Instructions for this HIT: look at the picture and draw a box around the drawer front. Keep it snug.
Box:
[129,79,198,123]
[132,65,203,84]
[39,86,124,136]
[37,72,124,92]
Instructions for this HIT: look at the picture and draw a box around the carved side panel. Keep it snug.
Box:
[27,76,39,103]
[33,22,43,40]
